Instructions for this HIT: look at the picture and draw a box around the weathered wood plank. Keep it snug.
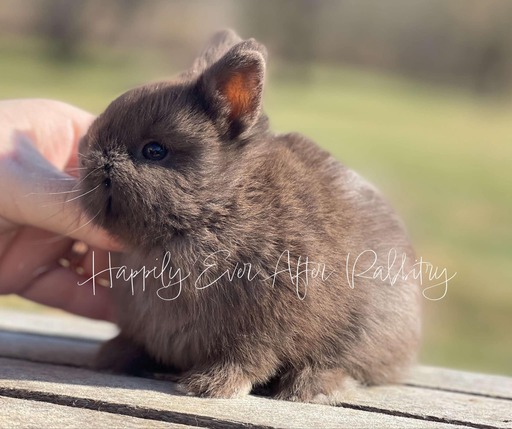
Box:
[0,358,495,429]
[1,309,510,428]
[2,330,512,406]
[0,331,98,368]
[342,383,512,429]
[0,396,195,428]
[2,309,511,397]
[408,366,512,400]
[0,309,116,341]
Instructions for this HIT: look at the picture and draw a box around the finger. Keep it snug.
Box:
[0,227,73,294]
[0,99,95,170]
[20,266,115,322]
[77,246,116,285]
[6,160,122,251]
[33,99,95,170]
[0,101,121,250]
[24,195,120,251]
[57,242,115,287]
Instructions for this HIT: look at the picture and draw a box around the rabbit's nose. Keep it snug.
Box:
[103,162,113,189]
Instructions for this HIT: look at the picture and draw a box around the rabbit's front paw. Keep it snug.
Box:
[180,364,252,399]
[274,367,357,404]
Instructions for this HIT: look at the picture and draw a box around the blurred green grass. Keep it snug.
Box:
[1,38,511,375]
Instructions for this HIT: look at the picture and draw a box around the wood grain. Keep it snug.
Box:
[1,396,195,428]
[0,357,502,429]
[1,309,511,429]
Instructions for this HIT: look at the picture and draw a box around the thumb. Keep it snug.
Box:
[31,180,122,251]
[26,181,121,251]
[2,139,122,250]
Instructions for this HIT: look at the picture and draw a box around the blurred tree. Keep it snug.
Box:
[37,0,88,60]
[467,1,512,96]
[239,0,321,79]
[474,37,511,95]
[1,0,511,93]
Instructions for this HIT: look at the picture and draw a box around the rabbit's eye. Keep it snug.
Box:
[142,141,168,161]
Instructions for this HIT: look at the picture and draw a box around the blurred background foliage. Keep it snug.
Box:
[0,0,510,375]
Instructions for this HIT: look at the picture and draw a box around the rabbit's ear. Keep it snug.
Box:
[193,30,242,73]
[197,39,267,139]
[180,29,242,80]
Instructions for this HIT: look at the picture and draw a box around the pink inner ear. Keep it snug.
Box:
[220,67,259,121]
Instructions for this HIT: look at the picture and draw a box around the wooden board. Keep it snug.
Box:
[1,396,196,429]
[408,365,512,400]
[1,358,477,429]
[1,309,511,429]
[0,308,117,340]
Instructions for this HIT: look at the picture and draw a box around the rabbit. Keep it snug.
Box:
[78,29,421,403]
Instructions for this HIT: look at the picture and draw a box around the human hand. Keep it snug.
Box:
[0,99,120,321]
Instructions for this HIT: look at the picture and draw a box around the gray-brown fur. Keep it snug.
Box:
[79,30,421,403]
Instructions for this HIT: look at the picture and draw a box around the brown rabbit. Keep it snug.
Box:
[78,29,421,403]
